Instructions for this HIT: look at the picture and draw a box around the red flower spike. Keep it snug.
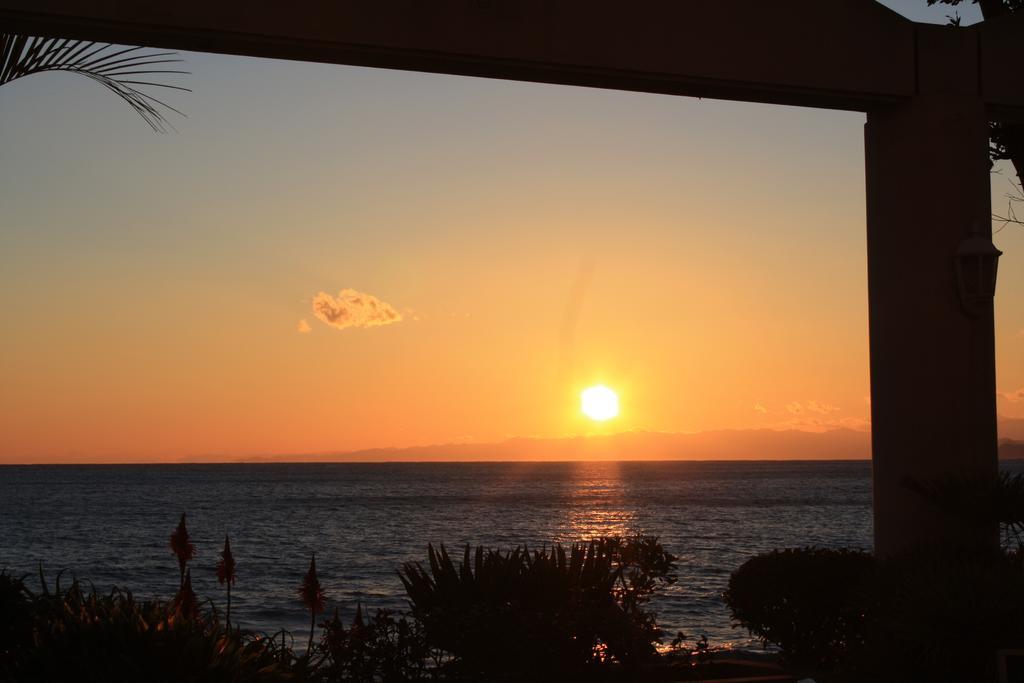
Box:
[169,513,195,583]
[172,568,199,621]
[299,553,326,615]
[217,535,236,586]
[299,553,327,654]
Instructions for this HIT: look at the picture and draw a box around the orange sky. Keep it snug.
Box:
[2,5,1023,463]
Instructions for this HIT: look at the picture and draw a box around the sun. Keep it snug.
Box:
[581,385,619,421]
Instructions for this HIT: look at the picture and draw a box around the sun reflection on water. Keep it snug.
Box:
[554,461,641,542]
[564,506,638,540]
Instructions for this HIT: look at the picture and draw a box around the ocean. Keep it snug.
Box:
[0,460,913,650]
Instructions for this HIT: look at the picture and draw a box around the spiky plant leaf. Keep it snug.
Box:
[0,34,188,131]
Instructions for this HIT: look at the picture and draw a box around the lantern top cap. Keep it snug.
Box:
[957,224,1003,257]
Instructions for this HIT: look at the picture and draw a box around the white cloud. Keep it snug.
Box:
[297,319,312,334]
[312,289,402,331]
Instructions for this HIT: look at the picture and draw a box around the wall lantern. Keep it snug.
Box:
[955,224,1002,317]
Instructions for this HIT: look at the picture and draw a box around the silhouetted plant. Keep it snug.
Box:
[8,526,694,680]
[668,632,713,675]
[319,605,435,681]
[299,554,327,655]
[217,535,237,628]
[399,535,676,678]
[171,568,200,623]
[169,512,195,589]
[11,570,292,682]
[726,543,1024,681]
[724,547,874,669]
[0,34,188,132]
[903,470,1024,549]
[860,547,1024,683]
[927,0,1023,186]
[0,570,34,678]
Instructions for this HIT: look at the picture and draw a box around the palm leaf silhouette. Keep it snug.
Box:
[0,34,189,131]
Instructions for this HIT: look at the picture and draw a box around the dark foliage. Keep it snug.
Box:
[0,571,35,679]
[927,0,1024,16]
[399,535,676,678]
[3,521,690,682]
[0,34,188,131]
[863,550,1024,682]
[218,535,237,628]
[318,606,435,682]
[1,571,291,683]
[726,543,1024,681]
[300,555,327,616]
[300,554,327,654]
[218,535,237,587]
[724,547,874,669]
[903,470,1024,548]
[169,512,195,588]
[668,632,712,672]
[927,0,1023,183]
[171,568,200,622]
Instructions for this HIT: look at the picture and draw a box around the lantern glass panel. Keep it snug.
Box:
[962,255,980,296]
[984,258,998,296]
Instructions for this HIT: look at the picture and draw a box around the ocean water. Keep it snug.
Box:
[0,461,881,649]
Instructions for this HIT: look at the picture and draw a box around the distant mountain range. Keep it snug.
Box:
[314,428,871,462]
[998,416,1024,460]
[236,417,1024,462]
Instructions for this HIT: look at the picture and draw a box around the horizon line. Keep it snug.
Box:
[0,456,881,467]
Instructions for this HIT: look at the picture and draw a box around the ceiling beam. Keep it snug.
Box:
[0,0,915,111]
[1,1,1021,115]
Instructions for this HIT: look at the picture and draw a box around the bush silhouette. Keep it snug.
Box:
[726,544,1024,681]
[0,571,35,679]
[724,547,874,669]
[5,572,290,683]
[319,605,433,681]
[861,548,1024,683]
[2,520,689,682]
[399,535,676,677]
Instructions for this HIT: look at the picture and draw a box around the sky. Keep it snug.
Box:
[2,1,1022,463]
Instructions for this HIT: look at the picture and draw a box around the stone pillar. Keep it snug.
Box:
[864,94,999,557]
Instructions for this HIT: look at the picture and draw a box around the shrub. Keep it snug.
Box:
[5,525,689,682]
[726,544,1024,681]
[860,548,1024,683]
[318,605,435,681]
[398,535,676,678]
[902,471,1022,550]
[8,572,293,683]
[0,571,34,677]
[724,547,873,669]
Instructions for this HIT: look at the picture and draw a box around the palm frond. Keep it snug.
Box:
[903,470,1024,548]
[0,34,189,132]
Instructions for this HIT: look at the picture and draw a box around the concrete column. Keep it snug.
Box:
[865,95,998,557]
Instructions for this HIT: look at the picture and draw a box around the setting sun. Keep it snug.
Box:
[581,385,619,421]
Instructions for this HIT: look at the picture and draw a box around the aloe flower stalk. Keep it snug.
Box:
[171,568,199,621]
[352,602,364,630]
[216,535,236,628]
[169,513,195,589]
[298,554,326,654]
